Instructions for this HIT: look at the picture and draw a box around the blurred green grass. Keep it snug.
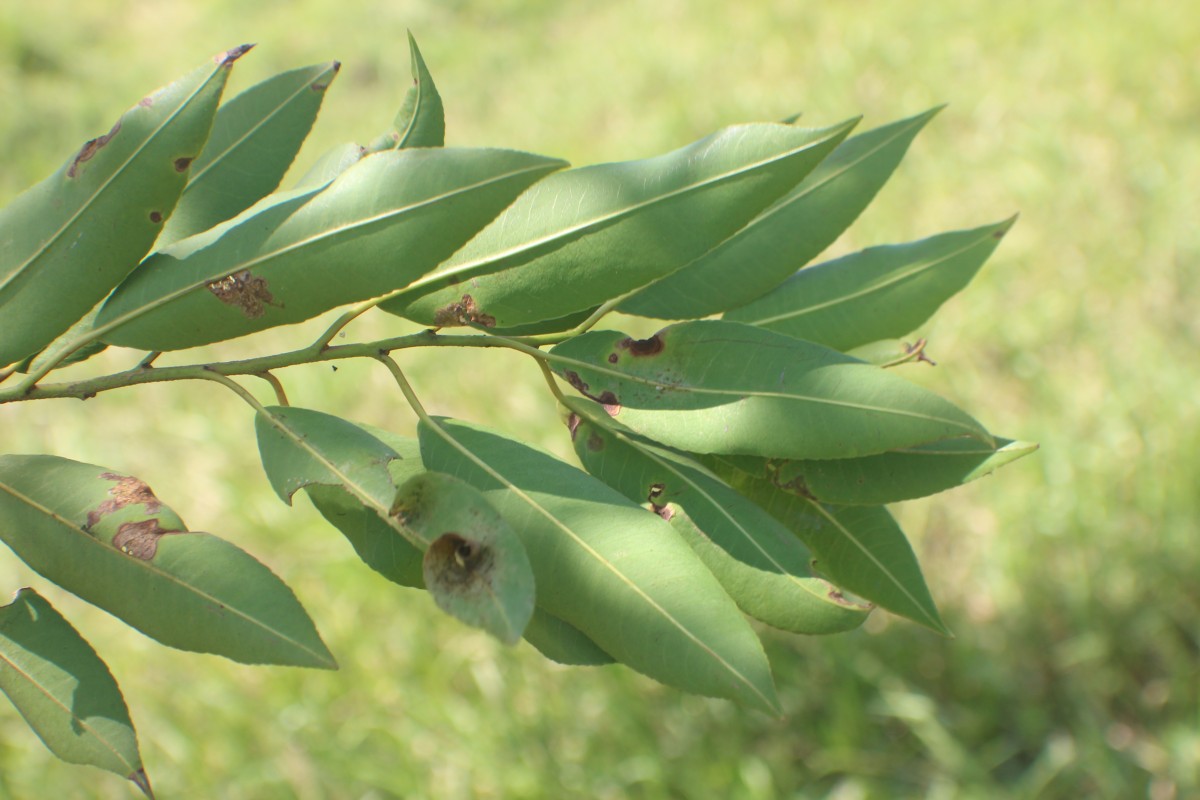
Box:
[0,1,1197,798]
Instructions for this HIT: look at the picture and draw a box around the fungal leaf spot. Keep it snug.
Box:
[112,518,184,560]
[432,294,496,328]
[88,473,163,528]
[425,532,494,590]
[207,270,278,318]
[68,121,121,178]
[618,334,664,357]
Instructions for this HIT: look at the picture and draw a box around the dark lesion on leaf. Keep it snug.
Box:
[207,270,280,318]
[561,371,621,415]
[432,294,496,328]
[112,518,184,560]
[427,533,494,588]
[766,459,817,501]
[646,483,673,520]
[618,333,665,357]
[174,156,194,172]
[88,473,163,528]
[67,121,121,178]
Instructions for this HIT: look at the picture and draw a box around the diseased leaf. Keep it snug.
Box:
[0,47,245,367]
[622,108,941,319]
[0,455,335,668]
[717,437,1038,506]
[568,408,867,634]
[0,589,149,796]
[725,218,1016,350]
[95,147,567,351]
[550,319,991,460]
[387,119,857,329]
[307,485,425,588]
[158,61,341,245]
[393,472,534,644]
[707,456,948,634]
[418,417,780,713]
[522,608,615,666]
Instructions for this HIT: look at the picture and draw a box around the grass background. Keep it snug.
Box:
[1,0,1197,797]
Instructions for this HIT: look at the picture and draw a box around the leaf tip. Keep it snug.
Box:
[130,768,155,800]
[217,44,255,67]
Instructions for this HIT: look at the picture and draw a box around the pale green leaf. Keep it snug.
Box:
[622,107,941,319]
[418,417,779,713]
[387,119,857,328]
[0,455,335,668]
[569,408,868,634]
[157,61,341,245]
[0,589,149,796]
[367,32,445,151]
[0,47,245,367]
[95,147,567,351]
[522,608,615,666]
[549,319,991,460]
[725,218,1016,350]
[708,456,948,634]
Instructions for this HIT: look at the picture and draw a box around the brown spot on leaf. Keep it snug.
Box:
[174,156,194,172]
[563,371,621,414]
[149,211,163,224]
[68,121,121,178]
[88,473,162,528]
[599,392,621,416]
[432,294,496,328]
[619,334,664,357]
[112,518,183,560]
[567,413,582,440]
[647,485,672,520]
[207,270,278,318]
[138,96,154,108]
[586,432,604,451]
[427,533,493,588]
[607,353,619,364]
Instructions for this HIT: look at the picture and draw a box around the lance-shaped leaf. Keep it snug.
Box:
[418,417,780,713]
[0,46,246,367]
[366,32,445,152]
[157,61,342,246]
[549,319,990,460]
[707,456,947,634]
[568,409,868,634]
[387,119,858,328]
[0,455,335,668]
[0,589,150,797]
[621,107,941,320]
[393,472,534,644]
[293,142,367,189]
[717,437,1038,506]
[522,608,615,667]
[725,218,1017,350]
[95,147,567,351]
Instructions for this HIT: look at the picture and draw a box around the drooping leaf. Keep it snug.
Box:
[522,608,615,666]
[707,456,948,634]
[725,218,1017,350]
[393,472,534,644]
[716,437,1038,506]
[0,455,335,668]
[95,147,567,351]
[157,61,341,246]
[0,47,246,368]
[621,107,941,319]
[366,32,445,152]
[386,119,858,329]
[418,416,780,713]
[549,319,991,460]
[568,408,868,634]
[0,589,150,796]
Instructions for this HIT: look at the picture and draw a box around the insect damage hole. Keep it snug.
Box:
[426,532,493,588]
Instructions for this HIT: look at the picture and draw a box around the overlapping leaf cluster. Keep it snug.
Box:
[0,35,1030,792]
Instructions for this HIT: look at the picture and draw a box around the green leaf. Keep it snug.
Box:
[418,417,779,713]
[568,408,868,634]
[157,61,341,246]
[621,107,941,319]
[522,608,615,666]
[725,218,1017,350]
[0,455,335,668]
[0,589,150,796]
[549,319,991,460]
[717,437,1039,506]
[393,472,534,644]
[95,147,567,351]
[0,46,246,367]
[308,485,425,589]
[367,32,445,152]
[387,118,857,328]
[707,456,948,634]
[293,141,366,189]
